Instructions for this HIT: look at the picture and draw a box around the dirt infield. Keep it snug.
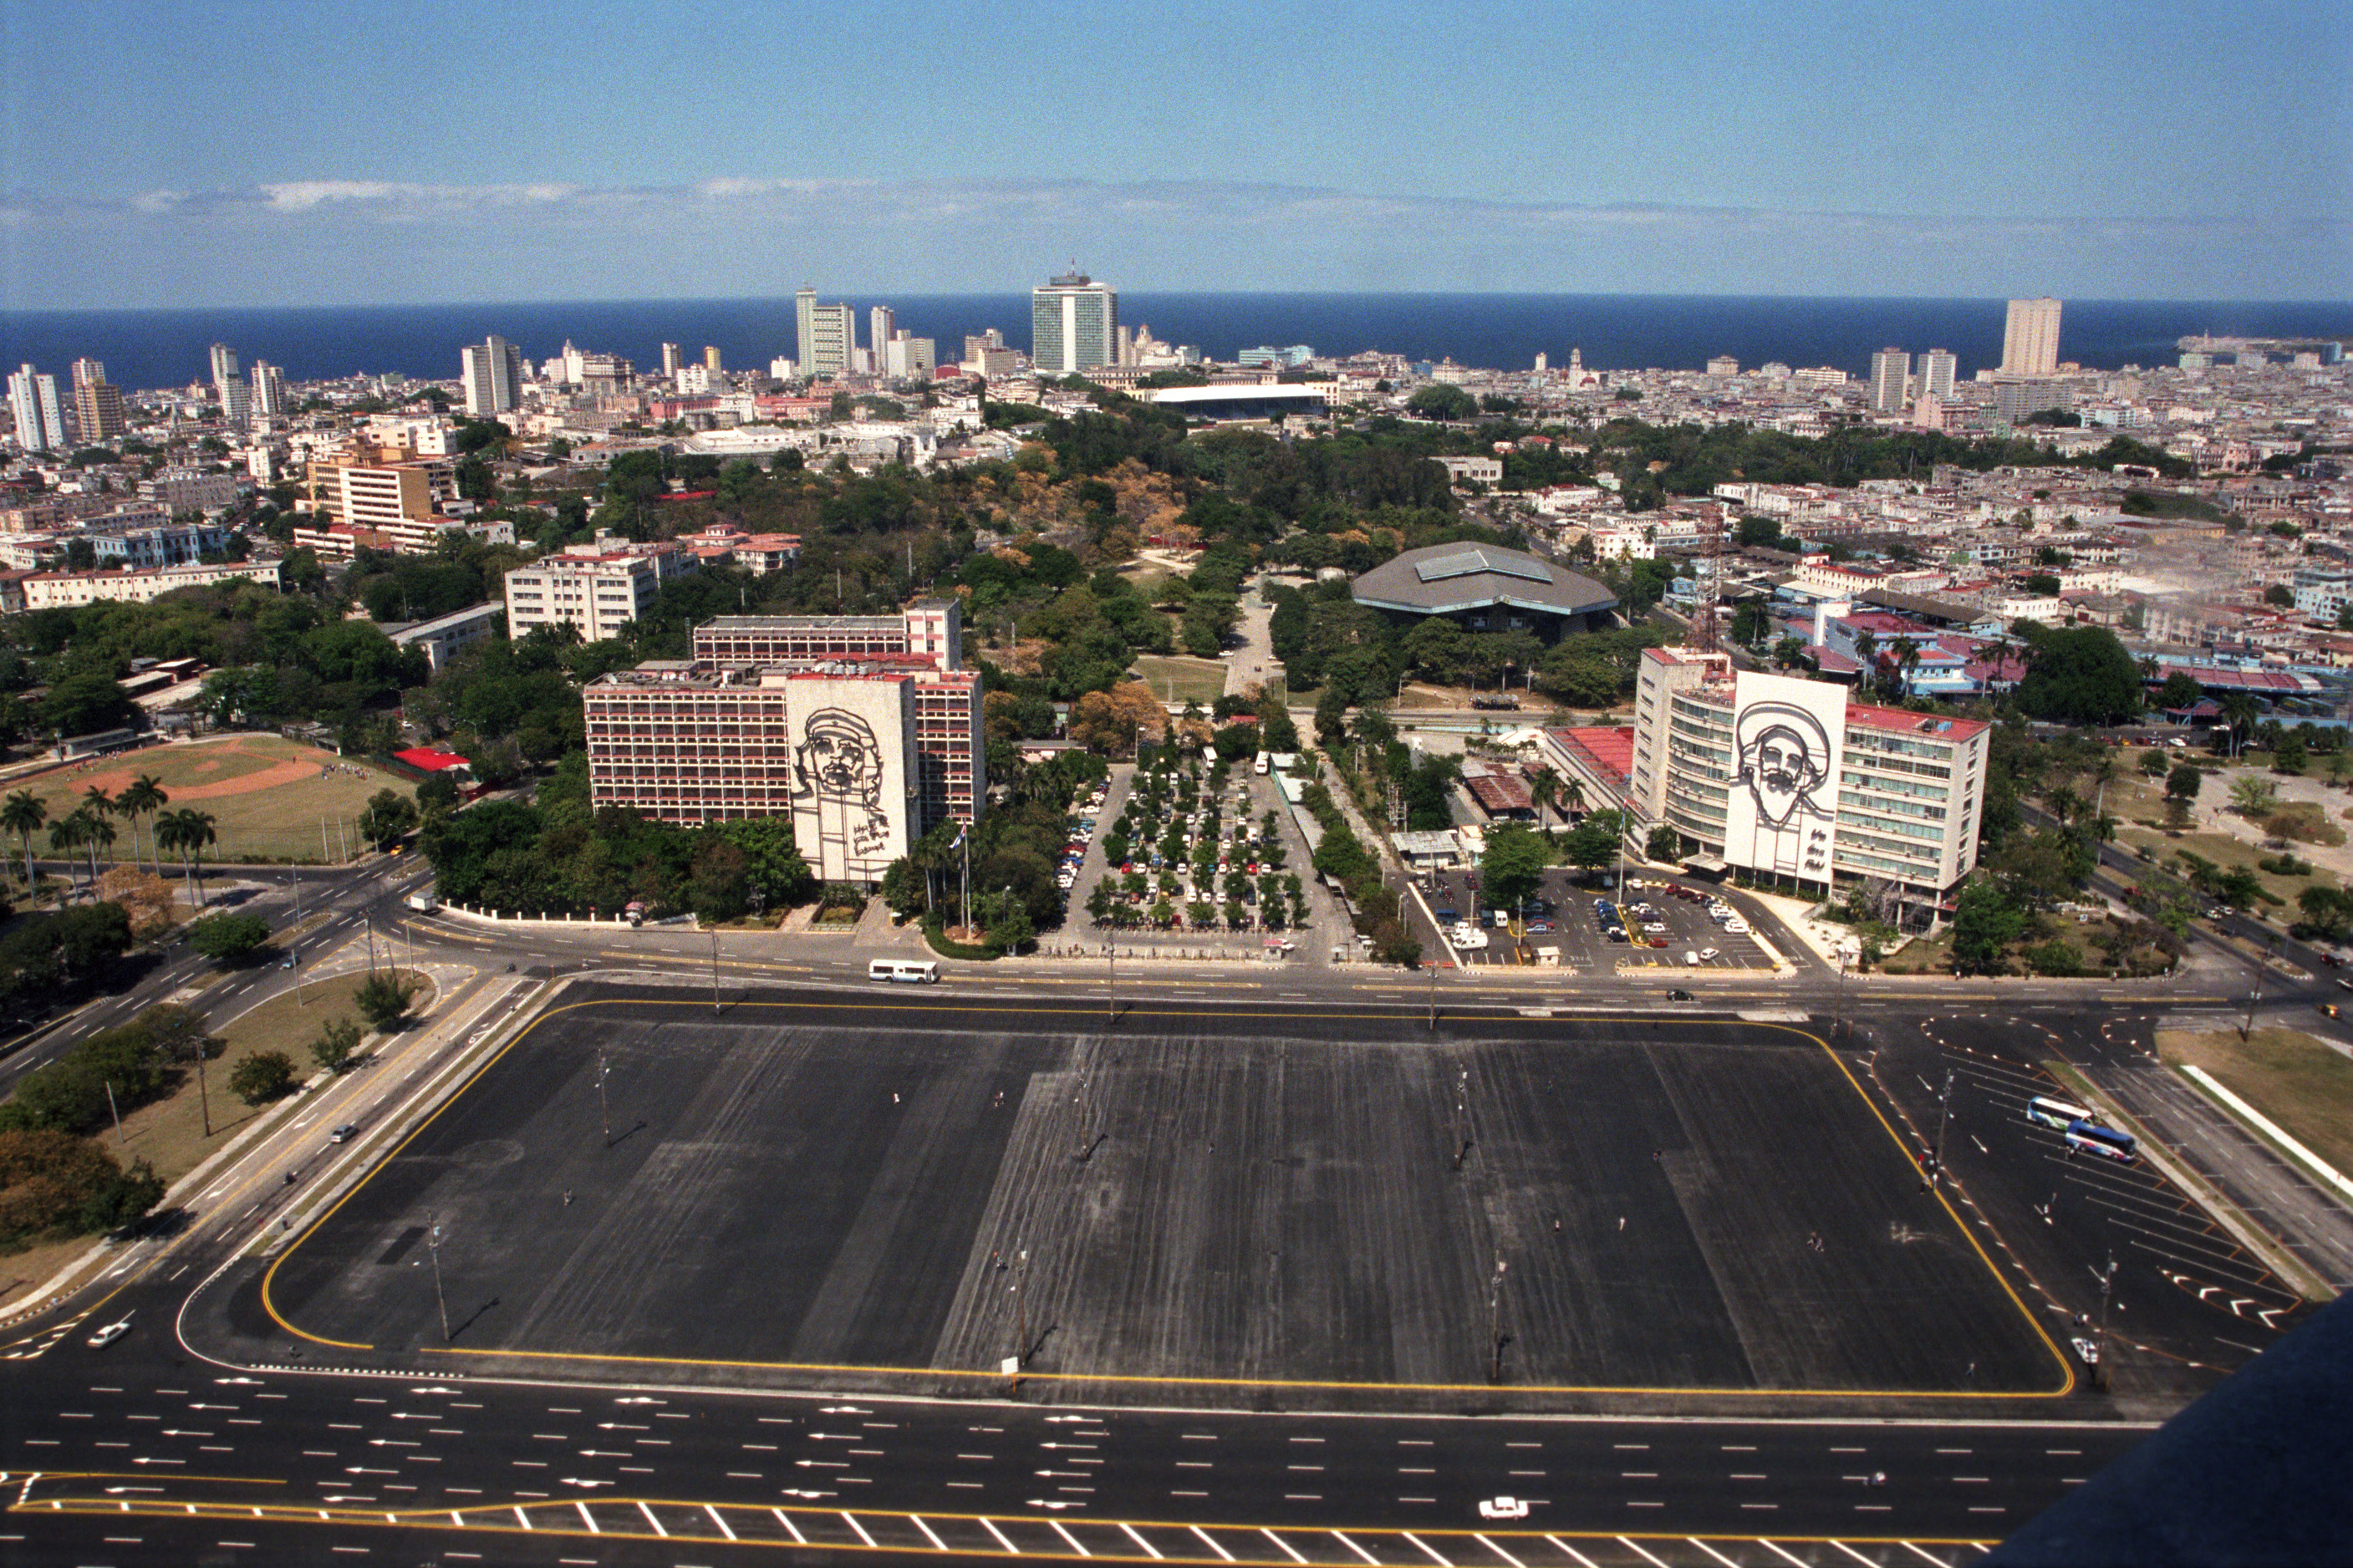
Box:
[83,756,318,802]
[20,735,413,863]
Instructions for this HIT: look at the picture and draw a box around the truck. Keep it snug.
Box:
[403,890,440,914]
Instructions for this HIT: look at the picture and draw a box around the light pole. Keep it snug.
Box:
[1105,939,1116,1026]
[1929,1066,1953,1190]
[291,866,306,1007]
[710,929,721,1013]
[1427,960,1438,1031]
[428,1221,451,1343]
[1012,1246,1031,1367]
[2242,936,2277,1041]
[2092,1250,2116,1392]
[1487,1255,1509,1383]
[597,1050,611,1147]
[364,911,377,977]
[1832,950,1849,1041]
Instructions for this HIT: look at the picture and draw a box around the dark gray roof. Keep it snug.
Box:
[1352,544,1618,620]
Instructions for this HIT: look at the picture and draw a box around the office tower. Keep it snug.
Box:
[1706,354,1739,376]
[1915,348,1957,403]
[1870,348,1910,413]
[868,307,895,369]
[209,342,249,427]
[882,332,937,379]
[7,364,66,451]
[1031,270,1118,375]
[702,345,722,374]
[660,343,683,377]
[2001,298,2062,375]
[69,359,127,445]
[794,287,854,379]
[461,334,523,416]
[248,359,287,420]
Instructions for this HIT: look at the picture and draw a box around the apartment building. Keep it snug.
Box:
[583,602,986,878]
[503,539,696,643]
[1630,649,1988,924]
[306,451,455,528]
[389,602,503,671]
[23,558,282,609]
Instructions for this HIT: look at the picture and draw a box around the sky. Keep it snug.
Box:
[3,0,2348,309]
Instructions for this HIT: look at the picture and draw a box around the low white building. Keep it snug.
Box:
[389,602,503,671]
[23,558,282,608]
[504,537,695,643]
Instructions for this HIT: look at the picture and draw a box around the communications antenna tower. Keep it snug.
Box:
[1687,517,1724,654]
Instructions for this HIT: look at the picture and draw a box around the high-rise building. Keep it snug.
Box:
[1915,349,1957,403]
[660,343,683,378]
[881,332,936,379]
[7,364,66,452]
[795,287,855,379]
[460,335,523,416]
[69,359,127,445]
[1869,348,1910,414]
[702,345,722,374]
[2001,298,2062,376]
[248,359,287,420]
[208,343,249,428]
[1031,270,1118,375]
[1706,354,1740,377]
[868,307,895,369]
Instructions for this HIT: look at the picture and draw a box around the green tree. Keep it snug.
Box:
[1480,823,1551,910]
[353,972,415,1031]
[1561,810,1624,876]
[2262,583,2294,608]
[1950,878,2023,975]
[311,1016,364,1075]
[2137,747,2170,778]
[2228,776,2279,817]
[1405,384,1477,422]
[1646,823,1683,861]
[1372,919,1422,967]
[356,788,420,851]
[186,910,270,963]
[227,1051,297,1105]
[115,774,169,875]
[2014,624,2142,725]
[155,807,216,910]
[2156,672,2203,710]
[1,791,45,893]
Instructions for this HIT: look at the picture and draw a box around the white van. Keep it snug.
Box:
[1683,949,1701,966]
[868,959,940,984]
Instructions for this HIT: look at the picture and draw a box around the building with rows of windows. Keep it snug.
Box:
[581,602,983,884]
[1627,648,1988,926]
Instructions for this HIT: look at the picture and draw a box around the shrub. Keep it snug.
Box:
[311,1016,364,1075]
[227,1051,297,1106]
[2024,939,2083,977]
[0,1128,164,1245]
[187,910,272,963]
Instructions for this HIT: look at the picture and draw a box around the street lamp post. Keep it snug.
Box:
[428,1221,451,1342]
[1487,1255,1509,1383]
[2092,1250,2116,1391]
[2243,936,2277,1041]
[710,929,721,1014]
[1105,939,1116,1026]
[1012,1247,1031,1367]
[1832,950,1849,1041]
[597,1050,611,1147]
[1929,1067,1954,1189]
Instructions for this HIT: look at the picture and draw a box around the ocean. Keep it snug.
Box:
[3,293,2347,396]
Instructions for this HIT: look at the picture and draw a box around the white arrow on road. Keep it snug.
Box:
[793,1459,847,1469]
[817,1406,868,1415]
[343,1466,397,1475]
[1026,1499,1084,1510]
[1039,1442,1097,1450]
[559,1479,615,1489]
[576,1449,631,1459]
[129,1458,185,1466]
[366,1438,418,1448]
[595,1422,648,1431]
[103,1486,163,1494]
[159,1429,212,1438]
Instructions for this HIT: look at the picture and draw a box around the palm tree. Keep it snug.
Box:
[2218,693,2260,759]
[47,812,88,896]
[115,775,169,875]
[158,807,217,912]
[1,791,46,895]
[1891,637,1922,701]
[75,808,115,890]
[80,787,118,876]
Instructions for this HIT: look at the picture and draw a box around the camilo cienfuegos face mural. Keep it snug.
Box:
[1725,674,1840,882]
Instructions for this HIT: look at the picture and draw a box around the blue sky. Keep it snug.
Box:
[3,0,2347,308]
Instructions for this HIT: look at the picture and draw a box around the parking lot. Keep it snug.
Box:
[1052,752,1321,961]
[1413,863,1778,974]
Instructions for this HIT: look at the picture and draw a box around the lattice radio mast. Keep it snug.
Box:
[1688,516,1724,654]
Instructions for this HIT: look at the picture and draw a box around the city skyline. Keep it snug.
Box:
[2,1,2346,309]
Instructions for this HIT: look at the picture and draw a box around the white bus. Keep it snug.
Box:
[2026,1095,2093,1131]
[868,958,940,984]
[1254,752,1271,776]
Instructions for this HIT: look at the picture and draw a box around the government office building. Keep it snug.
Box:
[1627,649,1989,926]
[581,602,983,884]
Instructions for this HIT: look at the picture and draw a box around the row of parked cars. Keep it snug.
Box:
[1056,786,1112,893]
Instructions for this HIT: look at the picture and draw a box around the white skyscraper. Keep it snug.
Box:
[1869,348,1911,414]
[868,306,896,370]
[248,359,288,420]
[461,335,523,416]
[1031,270,1119,375]
[795,287,854,379]
[7,364,66,452]
[2001,298,2062,375]
[209,342,250,427]
[660,343,683,379]
[1915,348,1957,402]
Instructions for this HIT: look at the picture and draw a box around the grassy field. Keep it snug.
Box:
[1128,654,1229,706]
[16,735,415,864]
[2158,1026,2353,1176]
[0,969,430,1295]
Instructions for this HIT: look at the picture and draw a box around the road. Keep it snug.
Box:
[3,843,2348,1562]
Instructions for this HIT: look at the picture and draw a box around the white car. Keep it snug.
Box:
[87,1319,132,1350]
[1699,947,1719,961]
[1479,1497,1530,1521]
[1723,920,1750,934]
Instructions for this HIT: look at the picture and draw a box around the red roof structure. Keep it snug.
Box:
[395,746,471,773]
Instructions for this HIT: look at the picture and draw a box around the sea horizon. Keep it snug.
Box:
[5,291,2348,398]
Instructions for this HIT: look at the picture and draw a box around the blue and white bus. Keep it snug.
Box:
[2065,1118,2138,1163]
[2027,1095,2094,1131]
